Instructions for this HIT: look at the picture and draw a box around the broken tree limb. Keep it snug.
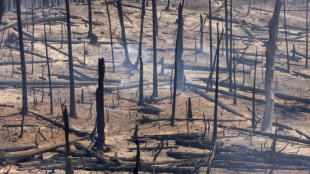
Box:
[0,145,38,152]
[29,111,90,137]
[189,88,244,117]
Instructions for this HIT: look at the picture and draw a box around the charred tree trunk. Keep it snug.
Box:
[117,0,133,68]
[96,58,105,151]
[187,98,192,119]
[16,0,28,116]
[63,106,74,174]
[0,0,5,24]
[31,0,35,74]
[165,0,170,11]
[87,0,92,38]
[199,14,204,53]
[65,0,76,118]
[306,0,309,68]
[138,0,145,106]
[212,24,221,143]
[229,0,233,92]
[152,0,158,97]
[261,0,282,132]
[134,0,145,69]
[209,0,213,67]
[44,22,53,115]
[252,48,258,128]
[233,43,237,105]
[171,2,184,126]
[283,0,290,72]
[225,0,229,72]
[105,0,115,72]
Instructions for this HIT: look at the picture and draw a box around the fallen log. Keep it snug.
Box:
[0,145,38,152]
[74,142,118,166]
[219,125,310,145]
[3,137,87,164]
[29,111,90,137]
[127,146,179,151]
[190,88,244,117]
[2,124,38,128]
[175,140,214,150]
[138,116,247,124]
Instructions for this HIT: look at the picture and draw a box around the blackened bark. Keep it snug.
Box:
[252,48,258,128]
[0,0,5,24]
[165,0,170,11]
[65,0,76,118]
[19,114,25,138]
[133,124,140,174]
[229,0,233,92]
[209,0,213,67]
[63,106,74,174]
[283,0,290,72]
[138,0,145,106]
[199,14,204,53]
[83,41,86,66]
[261,0,282,132]
[134,0,146,69]
[87,0,92,37]
[171,2,184,126]
[306,0,309,68]
[152,0,158,97]
[187,98,192,119]
[225,0,229,71]
[31,0,35,74]
[117,0,133,67]
[44,22,53,115]
[105,0,115,72]
[96,58,105,151]
[16,0,28,116]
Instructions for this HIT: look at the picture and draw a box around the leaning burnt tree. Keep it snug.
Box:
[171,1,184,126]
[65,0,76,118]
[138,0,146,106]
[283,0,290,72]
[87,0,93,38]
[44,22,53,115]
[16,0,28,115]
[117,0,133,67]
[261,0,282,132]
[0,0,5,24]
[105,0,115,72]
[96,58,105,151]
[152,0,158,97]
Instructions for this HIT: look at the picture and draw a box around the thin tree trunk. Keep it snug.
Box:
[87,0,92,37]
[105,0,115,72]
[171,1,184,126]
[44,22,53,115]
[233,42,237,105]
[31,0,35,74]
[199,14,204,53]
[209,0,212,67]
[306,0,309,68]
[16,0,28,116]
[96,58,105,151]
[0,0,5,24]
[261,0,282,132]
[65,0,76,118]
[225,0,229,71]
[138,0,145,106]
[117,0,133,67]
[252,48,258,128]
[229,0,233,92]
[63,106,74,174]
[283,0,290,72]
[152,0,158,97]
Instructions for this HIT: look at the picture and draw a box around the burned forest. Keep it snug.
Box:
[1,0,310,173]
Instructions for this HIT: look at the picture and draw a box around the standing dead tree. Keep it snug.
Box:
[209,0,213,67]
[261,0,282,132]
[229,0,233,92]
[306,0,309,68]
[199,14,205,53]
[96,58,105,151]
[105,0,115,72]
[87,0,93,38]
[138,0,145,106]
[134,0,145,69]
[63,106,74,174]
[283,0,290,72]
[252,48,258,128]
[116,0,133,68]
[65,0,76,118]
[44,22,53,115]
[16,0,28,116]
[171,1,184,126]
[224,0,229,72]
[152,0,158,97]
[0,0,5,24]
[31,0,35,74]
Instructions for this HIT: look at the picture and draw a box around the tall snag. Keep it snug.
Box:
[117,0,133,68]
[63,106,74,174]
[44,22,53,115]
[31,0,35,74]
[306,0,309,68]
[96,58,105,151]
[138,0,146,106]
[261,0,282,132]
[16,0,28,115]
[283,0,290,72]
[65,0,76,118]
[209,0,213,67]
[105,0,115,72]
[229,0,233,92]
[199,14,205,53]
[225,0,229,72]
[252,48,258,128]
[152,0,158,97]
[87,0,93,37]
[171,1,184,126]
